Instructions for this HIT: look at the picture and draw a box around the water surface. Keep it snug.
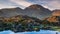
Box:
[0,30,60,34]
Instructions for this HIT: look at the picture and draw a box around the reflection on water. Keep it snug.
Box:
[0,30,60,34]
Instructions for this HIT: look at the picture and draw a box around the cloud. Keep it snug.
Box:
[0,0,60,10]
[0,4,16,9]
[47,1,60,9]
[10,0,32,7]
[43,0,60,10]
[0,0,27,9]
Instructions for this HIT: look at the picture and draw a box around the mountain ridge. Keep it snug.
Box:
[0,4,52,20]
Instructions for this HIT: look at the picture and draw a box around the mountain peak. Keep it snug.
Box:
[15,7,21,9]
[27,4,43,9]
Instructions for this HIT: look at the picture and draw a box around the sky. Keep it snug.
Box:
[0,0,60,10]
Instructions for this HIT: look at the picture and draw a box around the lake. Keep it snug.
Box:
[0,30,60,34]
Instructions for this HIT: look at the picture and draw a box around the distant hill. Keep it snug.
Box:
[0,4,52,20]
[52,10,60,16]
[47,10,60,22]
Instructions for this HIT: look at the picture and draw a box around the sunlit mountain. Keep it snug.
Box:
[47,10,60,22]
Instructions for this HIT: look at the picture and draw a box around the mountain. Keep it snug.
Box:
[47,10,60,22]
[0,7,23,17]
[52,10,60,16]
[0,4,52,20]
[24,4,52,20]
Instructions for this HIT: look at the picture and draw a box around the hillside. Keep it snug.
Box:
[0,15,42,32]
[47,10,60,22]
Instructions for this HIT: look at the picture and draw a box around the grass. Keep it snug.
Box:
[51,26,60,31]
[40,24,60,31]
